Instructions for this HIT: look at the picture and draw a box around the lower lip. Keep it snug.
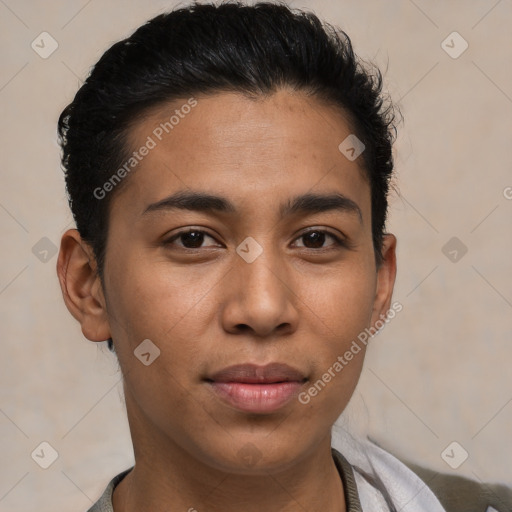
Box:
[208,381,303,413]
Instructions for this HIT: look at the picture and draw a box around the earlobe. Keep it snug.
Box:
[56,229,111,342]
[371,233,397,328]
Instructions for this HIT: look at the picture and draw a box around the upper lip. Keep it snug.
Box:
[207,363,307,384]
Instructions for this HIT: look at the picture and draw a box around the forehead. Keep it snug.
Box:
[116,89,370,221]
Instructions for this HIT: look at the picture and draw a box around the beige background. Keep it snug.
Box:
[1,1,511,510]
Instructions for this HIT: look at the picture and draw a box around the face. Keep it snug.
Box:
[60,89,396,474]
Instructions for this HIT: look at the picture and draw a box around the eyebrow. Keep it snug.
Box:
[142,190,363,223]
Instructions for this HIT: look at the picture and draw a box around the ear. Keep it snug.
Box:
[370,233,397,329]
[56,229,111,342]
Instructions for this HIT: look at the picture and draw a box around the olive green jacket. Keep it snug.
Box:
[398,457,512,512]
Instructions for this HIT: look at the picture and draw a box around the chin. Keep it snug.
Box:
[192,433,311,475]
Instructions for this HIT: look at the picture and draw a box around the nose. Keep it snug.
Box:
[220,245,299,339]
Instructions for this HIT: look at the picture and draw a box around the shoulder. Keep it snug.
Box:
[399,457,512,512]
[86,467,133,512]
[332,434,512,512]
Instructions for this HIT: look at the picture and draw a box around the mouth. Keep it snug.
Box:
[205,363,307,414]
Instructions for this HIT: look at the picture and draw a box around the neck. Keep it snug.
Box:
[113,397,346,512]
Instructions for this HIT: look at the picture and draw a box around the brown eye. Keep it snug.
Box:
[294,229,346,250]
[164,229,220,249]
[179,231,206,248]
[302,231,327,248]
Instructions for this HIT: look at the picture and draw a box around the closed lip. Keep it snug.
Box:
[206,362,307,384]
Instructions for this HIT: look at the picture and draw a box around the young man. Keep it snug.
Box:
[56,2,512,511]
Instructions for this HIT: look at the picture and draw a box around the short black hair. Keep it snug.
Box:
[58,1,398,350]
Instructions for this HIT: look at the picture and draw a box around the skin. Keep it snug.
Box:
[57,89,396,512]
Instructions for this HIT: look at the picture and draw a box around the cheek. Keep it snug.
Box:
[301,262,376,338]
[296,263,375,395]
[106,255,217,346]
[286,285,372,445]
[105,260,211,411]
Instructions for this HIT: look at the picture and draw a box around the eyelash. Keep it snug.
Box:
[163,228,350,251]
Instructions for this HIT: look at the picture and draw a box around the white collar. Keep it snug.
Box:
[332,430,447,512]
